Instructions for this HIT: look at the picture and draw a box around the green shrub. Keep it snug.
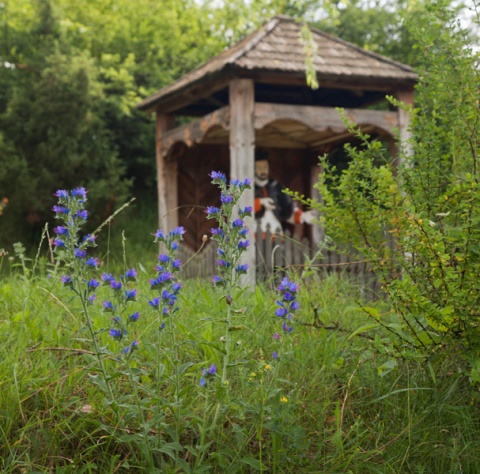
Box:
[302,2,480,383]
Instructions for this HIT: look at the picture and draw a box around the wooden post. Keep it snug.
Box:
[229,78,256,288]
[155,113,175,232]
[394,88,415,168]
[165,160,178,229]
[310,162,324,244]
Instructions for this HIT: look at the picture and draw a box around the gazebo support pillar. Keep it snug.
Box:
[395,88,415,167]
[229,78,256,288]
[155,113,176,232]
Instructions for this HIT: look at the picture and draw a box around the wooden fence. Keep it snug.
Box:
[177,226,381,296]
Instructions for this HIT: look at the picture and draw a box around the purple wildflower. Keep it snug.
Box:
[87,294,97,304]
[52,205,69,215]
[71,187,87,200]
[83,234,96,244]
[76,209,88,220]
[283,291,295,302]
[122,340,139,354]
[211,228,224,236]
[206,206,219,216]
[101,273,114,284]
[170,226,185,237]
[150,272,173,289]
[54,226,68,235]
[232,218,244,228]
[212,275,225,286]
[220,193,233,204]
[238,240,250,250]
[207,364,217,375]
[125,289,137,301]
[54,190,69,200]
[278,277,299,294]
[210,171,226,182]
[158,254,171,264]
[128,312,139,322]
[236,264,248,274]
[74,248,87,258]
[61,274,73,286]
[125,268,137,281]
[103,300,114,312]
[110,280,123,291]
[239,206,253,216]
[149,297,160,309]
[53,238,66,248]
[282,321,293,333]
[86,257,99,269]
[87,279,100,291]
[109,328,124,340]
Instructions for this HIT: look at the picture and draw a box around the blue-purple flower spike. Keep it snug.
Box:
[275,277,300,332]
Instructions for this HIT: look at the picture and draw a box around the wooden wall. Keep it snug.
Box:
[177,144,229,250]
[176,144,318,251]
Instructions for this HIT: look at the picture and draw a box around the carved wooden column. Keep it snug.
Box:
[155,112,176,232]
[394,88,415,168]
[229,78,256,288]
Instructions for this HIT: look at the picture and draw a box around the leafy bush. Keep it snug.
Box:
[303,2,480,382]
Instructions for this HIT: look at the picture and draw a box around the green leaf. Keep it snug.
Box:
[362,307,380,320]
[348,323,379,340]
[239,456,267,470]
[151,441,183,460]
[228,325,248,332]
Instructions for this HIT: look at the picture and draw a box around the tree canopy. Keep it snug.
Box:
[0,0,472,249]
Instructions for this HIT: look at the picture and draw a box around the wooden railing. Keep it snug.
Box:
[177,226,382,296]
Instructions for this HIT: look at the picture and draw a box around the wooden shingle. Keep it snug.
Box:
[137,15,417,114]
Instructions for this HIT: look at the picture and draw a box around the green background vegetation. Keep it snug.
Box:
[0,0,455,254]
[2,0,480,472]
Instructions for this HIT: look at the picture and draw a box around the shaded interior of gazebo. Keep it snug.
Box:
[137,15,417,280]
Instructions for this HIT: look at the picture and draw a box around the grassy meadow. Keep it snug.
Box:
[1,248,479,473]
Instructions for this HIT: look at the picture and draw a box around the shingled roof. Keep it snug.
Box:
[137,15,417,114]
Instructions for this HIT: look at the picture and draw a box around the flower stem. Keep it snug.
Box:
[76,281,115,404]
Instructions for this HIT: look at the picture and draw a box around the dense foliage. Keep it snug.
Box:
[0,0,448,250]
[302,1,480,382]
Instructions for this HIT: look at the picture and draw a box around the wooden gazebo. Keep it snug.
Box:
[136,15,417,284]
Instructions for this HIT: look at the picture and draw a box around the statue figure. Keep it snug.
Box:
[254,151,314,234]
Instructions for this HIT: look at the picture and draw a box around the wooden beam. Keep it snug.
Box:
[156,114,175,232]
[161,106,230,155]
[138,75,231,114]
[254,103,399,136]
[229,78,256,288]
[157,102,400,156]
[233,69,417,92]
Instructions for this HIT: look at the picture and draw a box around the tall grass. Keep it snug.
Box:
[0,182,478,472]
[1,258,479,472]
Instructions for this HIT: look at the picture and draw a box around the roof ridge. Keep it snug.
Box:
[225,16,283,65]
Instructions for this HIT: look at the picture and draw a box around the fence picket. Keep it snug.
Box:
[176,224,380,297]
